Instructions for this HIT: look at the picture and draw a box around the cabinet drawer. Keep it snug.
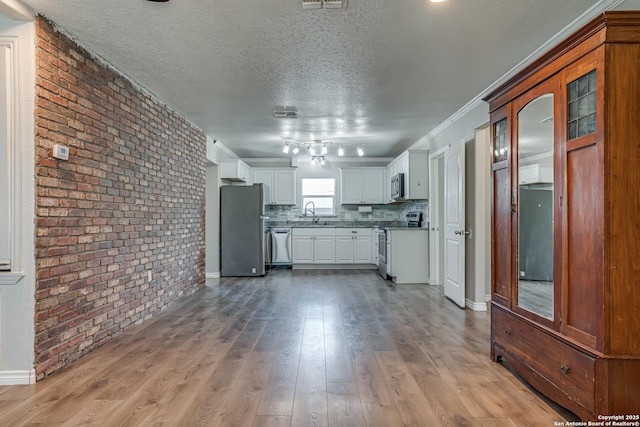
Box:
[492,307,595,413]
[335,228,371,236]
[292,228,336,236]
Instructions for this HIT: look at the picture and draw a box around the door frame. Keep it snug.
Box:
[429,145,448,286]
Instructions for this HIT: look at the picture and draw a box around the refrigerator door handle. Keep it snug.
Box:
[260,215,270,220]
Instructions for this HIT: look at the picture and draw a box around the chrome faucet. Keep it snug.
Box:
[304,201,319,224]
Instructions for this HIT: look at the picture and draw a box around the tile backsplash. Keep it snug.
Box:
[267,201,429,226]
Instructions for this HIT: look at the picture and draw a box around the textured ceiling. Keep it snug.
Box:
[17,0,640,160]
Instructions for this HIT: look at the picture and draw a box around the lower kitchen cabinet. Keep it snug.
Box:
[335,229,372,264]
[387,229,429,284]
[292,228,335,264]
[292,227,373,265]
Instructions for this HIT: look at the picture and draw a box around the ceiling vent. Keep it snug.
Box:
[302,0,322,9]
[272,108,298,119]
[323,0,344,9]
[302,0,345,9]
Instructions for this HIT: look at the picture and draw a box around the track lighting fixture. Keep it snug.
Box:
[310,155,326,166]
[278,140,365,158]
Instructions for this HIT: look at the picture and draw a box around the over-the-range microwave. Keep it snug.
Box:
[391,173,405,200]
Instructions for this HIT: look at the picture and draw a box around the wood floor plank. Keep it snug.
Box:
[291,357,328,427]
[0,270,574,426]
[326,382,366,427]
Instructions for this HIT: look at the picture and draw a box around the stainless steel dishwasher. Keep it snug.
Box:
[270,228,292,267]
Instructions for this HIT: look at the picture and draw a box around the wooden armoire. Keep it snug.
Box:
[486,11,640,419]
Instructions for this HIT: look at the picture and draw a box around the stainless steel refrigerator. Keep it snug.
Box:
[220,184,269,277]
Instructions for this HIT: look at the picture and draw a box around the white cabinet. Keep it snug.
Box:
[386,150,429,201]
[292,235,314,263]
[292,228,336,264]
[340,168,385,204]
[518,163,552,185]
[252,168,296,205]
[221,159,252,183]
[335,228,372,264]
[387,229,429,284]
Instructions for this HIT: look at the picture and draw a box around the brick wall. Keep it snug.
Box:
[34,17,206,380]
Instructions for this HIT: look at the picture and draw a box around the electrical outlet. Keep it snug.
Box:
[252,267,257,274]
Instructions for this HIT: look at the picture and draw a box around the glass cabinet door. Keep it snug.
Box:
[516,93,555,320]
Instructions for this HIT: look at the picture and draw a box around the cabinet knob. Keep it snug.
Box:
[503,328,511,336]
[560,363,570,374]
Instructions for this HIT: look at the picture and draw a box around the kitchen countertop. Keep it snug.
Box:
[268,221,428,230]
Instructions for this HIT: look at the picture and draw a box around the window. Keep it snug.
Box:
[301,178,335,216]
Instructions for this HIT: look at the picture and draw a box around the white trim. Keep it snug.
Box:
[0,271,23,285]
[206,272,220,279]
[0,37,21,275]
[465,299,488,312]
[485,294,491,302]
[0,369,36,385]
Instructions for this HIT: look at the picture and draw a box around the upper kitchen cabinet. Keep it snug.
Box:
[252,168,296,205]
[386,150,429,202]
[486,11,640,419]
[340,168,385,205]
[221,159,252,183]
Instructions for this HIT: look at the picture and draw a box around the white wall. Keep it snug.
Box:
[205,137,226,278]
[0,12,36,384]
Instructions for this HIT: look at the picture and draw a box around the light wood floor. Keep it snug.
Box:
[0,270,574,426]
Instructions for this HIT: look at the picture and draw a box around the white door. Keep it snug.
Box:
[444,140,466,308]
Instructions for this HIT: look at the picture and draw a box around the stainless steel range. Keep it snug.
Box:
[377,211,424,279]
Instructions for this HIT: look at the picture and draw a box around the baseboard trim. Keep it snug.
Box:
[292,264,377,270]
[466,299,488,312]
[206,272,220,279]
[0,369,36,385]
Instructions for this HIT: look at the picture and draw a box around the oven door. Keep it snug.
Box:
[377,229,388,279]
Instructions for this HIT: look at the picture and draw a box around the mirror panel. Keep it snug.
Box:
[517,94,554,320]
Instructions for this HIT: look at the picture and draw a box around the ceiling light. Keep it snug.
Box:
[322,144,328,155]
[357,146,364,157]
[283,142,290,154]
[311,157,317,166]
[309,145,316,156]
[320,156,326,166]
[338,145,344,156]
[429,0,449,3]
[292,145,300,155]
